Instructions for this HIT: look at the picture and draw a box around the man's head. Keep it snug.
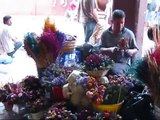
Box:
[3,15,12,26]
[111,9,125,34]
[147,24,160,42]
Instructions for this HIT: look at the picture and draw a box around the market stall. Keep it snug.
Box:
[0,17,159,120]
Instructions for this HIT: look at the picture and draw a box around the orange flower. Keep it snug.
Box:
[43,17,56,33]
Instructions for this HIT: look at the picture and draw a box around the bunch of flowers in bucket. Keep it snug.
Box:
[0,83,29,111]
[84,53,113,71]
[78,74,134,112]
[78,76,106,105]
[24,17,66,68]
[103,75,134,105]
[40,63,73,102]
[20,76,46,113]
[40,63,67,87]
[83,53,114,79]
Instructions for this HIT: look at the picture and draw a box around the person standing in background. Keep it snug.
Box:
[77,0,100,43]
[89,0,110,45]
[0,15,22,58]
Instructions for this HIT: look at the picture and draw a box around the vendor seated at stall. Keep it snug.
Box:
[99,9,139,76]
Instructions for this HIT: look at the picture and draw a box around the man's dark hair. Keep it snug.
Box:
[147,25,160,41]
[112,9,125,20]
[3,15,11,24]
[147,27,154,40]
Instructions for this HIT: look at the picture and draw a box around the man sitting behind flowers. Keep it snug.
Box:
[100,9,139,76]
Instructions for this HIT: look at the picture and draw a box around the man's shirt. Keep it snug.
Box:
[0,24,15,53]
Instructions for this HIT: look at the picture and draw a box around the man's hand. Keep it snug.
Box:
[111,47,119,53]
[125,49,138,57]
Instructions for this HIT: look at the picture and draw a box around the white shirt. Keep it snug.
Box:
[0,24,15,53]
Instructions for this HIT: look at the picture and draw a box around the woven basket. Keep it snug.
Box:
[86,70,108,78]
[31,111,44,120]
[61,40,76,54]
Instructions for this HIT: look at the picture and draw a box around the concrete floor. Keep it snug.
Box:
[0,47,38,85]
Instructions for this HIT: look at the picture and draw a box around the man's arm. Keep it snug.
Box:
[91,0,100,24]
[99,29,119,53]
[125,29,139,57]
[100,47,118,53]
[92,8,100,24]
[125,48,138,57]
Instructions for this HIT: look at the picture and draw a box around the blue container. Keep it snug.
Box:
[57,50,82,67]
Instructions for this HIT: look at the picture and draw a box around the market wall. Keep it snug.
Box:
[0,0,72,16]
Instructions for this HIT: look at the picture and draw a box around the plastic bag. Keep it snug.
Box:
[118,91,155,120]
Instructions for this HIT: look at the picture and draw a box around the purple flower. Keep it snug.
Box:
[84,53,113,71]
[41,63,67,86]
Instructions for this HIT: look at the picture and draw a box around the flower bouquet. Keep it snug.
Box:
[84,53,113,78]
[0,83,29,111]
[81,75,134,112]
[40,63,67,86]
[40,63,68,101]
[20,76,47,114]
[26,97,45,119]
[24,17,66,69]
[45,102,76,120]
[103,75,134,105]
[82,76,106,105]
[20,76,45,101]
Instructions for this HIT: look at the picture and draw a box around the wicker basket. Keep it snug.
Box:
[61,40,76,54]
[86,70,109,78]
[31,111,44,120]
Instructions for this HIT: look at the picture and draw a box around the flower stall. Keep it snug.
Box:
[0,17,159,120]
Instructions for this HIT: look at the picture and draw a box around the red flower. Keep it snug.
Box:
[151,47,160,65]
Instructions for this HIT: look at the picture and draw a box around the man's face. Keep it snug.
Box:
[6,19,12,26]
[111,17,125,34]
